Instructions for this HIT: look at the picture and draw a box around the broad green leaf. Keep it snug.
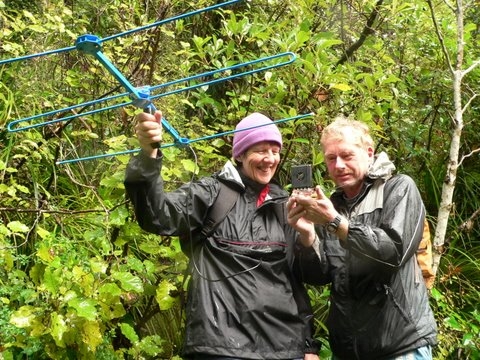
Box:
[30,317,47,337]
[100,172,124,189]
[444,316,462,331]
[43,267,61,294]
[363,75,375,89]
[0,224,11,238]
[90,258,108,274]
[50,312,67,347]
[109,206,128,226]
[330,83,352,91]
[295,30,310,46]
[143,260,156,277]
[37,245,55,263]
[264,71,272,83]
[119,322,139,344]
[84,228,106,242]
[28,24,47,33]
[98,283,123,298]
[155,280,177,310]
[104,135,127,149]
[7,221,29,233]
[112,271,144,293]
[29,264,44,284]
[181,159,197,173]
[1,250,14,270]
[22,10,36,21]
[430,288,442,301]
[122,222,142,239]
[15,184,29,193]
[83,321,103,351]
[139,240,162,255]
[100,301,126,320]
[291,138,310,144]
[73,267,95,296]
[36,226,51,240]
[62,290,77,303]
[462,333,474,347]
[316,38,343,50]
[383,74,401,84]
[10,305,36,328]
[138,335,165,356]
[1,297,9,305]
[126,257,145,273]
[68,298,98,321]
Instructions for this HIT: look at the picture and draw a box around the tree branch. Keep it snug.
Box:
[336,0,384,66]
[426,0,455,75]
[462,93,478,113]
[459,207,480,232]
[0,201,127,215]
[441,0,455,12]
[462,59,480,77]
[458,147,480,167]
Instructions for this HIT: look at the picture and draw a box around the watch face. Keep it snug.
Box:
[326,223,337,233]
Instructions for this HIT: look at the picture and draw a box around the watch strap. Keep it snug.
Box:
[326,215,342,233]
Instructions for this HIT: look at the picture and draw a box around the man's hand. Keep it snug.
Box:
[304,353,320,360]
[135,110,163,157]
[288,185,348,242]
[294,186,337,225]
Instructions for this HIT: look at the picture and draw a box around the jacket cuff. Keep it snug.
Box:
[304,337,321,354]
[135,149,163,173]
[125,150,163,183]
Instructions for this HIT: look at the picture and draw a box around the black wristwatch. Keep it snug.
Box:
[325,215,342,234]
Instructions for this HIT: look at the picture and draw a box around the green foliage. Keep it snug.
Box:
[1,0,479,358]
[431,245,480,359]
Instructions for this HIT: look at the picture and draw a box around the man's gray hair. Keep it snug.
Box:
[320,115,374,151]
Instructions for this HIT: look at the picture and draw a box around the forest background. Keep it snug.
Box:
[0,0,479,359]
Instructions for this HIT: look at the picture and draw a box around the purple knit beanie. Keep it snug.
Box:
[232,112,283,159]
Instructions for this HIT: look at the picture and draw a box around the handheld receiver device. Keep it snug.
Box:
[291,164,316,197]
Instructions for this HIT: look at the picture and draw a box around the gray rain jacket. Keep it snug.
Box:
[125,152,319,359]
[298,152,437,360]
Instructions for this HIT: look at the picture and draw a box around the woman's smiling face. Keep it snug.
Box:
[238,141,281,184]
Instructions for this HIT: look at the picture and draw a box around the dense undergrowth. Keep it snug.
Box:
[0,0,479,358]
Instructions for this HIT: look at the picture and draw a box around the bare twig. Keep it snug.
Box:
[426,0,454,74]
[0,201,127,215]
[458,147,480,167]
[461,93,478,113]
[459,207,480,232]
[441,0,455,12]
[462,59,480,77]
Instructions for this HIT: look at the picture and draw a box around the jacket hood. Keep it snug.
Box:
[367,151,396,180]
[216,160,245,188]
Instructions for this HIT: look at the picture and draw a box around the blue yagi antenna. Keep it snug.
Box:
[4,0,313,164]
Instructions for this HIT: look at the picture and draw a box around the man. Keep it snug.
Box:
[287,116,437,359]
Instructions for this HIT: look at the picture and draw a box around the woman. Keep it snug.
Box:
[124,111,319,359]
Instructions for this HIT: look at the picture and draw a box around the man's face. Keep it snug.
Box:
[323,133,373,198]
[238,141,281,184]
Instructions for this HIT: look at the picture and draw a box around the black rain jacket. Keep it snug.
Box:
[124,151,319,359]
[298,152,437,360]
